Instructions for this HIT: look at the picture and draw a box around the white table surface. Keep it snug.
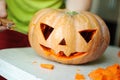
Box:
[0,46,120,80]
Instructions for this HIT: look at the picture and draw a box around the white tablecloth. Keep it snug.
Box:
[0,46,120,80]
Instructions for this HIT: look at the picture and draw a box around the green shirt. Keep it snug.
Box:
[6,0,64,34]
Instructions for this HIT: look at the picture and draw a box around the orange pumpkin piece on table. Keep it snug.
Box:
[89,64,120,80]
[28,8,110,64]
[40,63,54,70]
[75,73,85,80]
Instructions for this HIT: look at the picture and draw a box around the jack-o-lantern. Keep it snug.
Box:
[28,8,110,64]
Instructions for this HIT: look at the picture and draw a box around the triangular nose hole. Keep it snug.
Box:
[59,39,66,45]
[40,23,54,40]
[79,30,96,43]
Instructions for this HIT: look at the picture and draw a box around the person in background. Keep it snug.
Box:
[0,0,92,49]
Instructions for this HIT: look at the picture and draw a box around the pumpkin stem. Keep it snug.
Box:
[66,11,78,16]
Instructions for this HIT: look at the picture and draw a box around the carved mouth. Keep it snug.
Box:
[40,44,86,58]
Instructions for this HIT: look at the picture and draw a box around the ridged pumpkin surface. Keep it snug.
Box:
[29,8,110,64]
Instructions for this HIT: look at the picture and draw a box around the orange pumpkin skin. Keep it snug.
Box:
[28,8,110,64]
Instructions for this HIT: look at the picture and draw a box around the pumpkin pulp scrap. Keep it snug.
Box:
[89,64,120,80]
[75,73,85,80]
[40,63,54,70]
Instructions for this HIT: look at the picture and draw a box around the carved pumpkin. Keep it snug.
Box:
[28,8,110,64]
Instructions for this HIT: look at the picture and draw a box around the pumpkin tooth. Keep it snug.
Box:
[57,51,86,58]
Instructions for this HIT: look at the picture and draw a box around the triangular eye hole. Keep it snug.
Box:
[79,30,96,43]
[40,23,54,40]
[59,38,66,45]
